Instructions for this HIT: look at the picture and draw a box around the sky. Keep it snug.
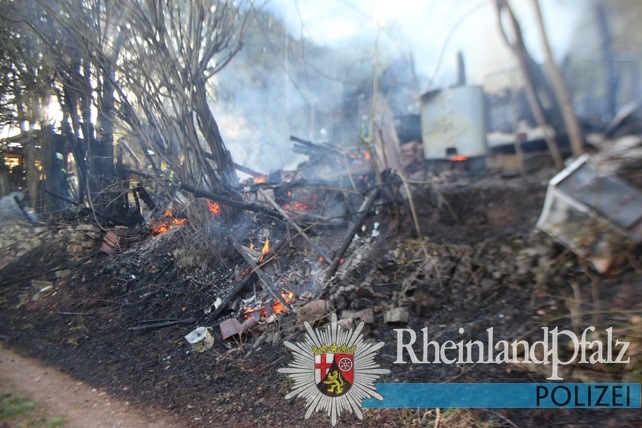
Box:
[263,0,592,90]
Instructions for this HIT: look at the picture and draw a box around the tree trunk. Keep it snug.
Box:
[496,0,564,168]
[532,0,585,157]
[596,2,617,118]
[192,75,238,189]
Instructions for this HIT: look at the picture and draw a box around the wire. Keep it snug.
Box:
[426,0,491,90]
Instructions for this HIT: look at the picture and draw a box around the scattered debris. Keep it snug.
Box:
[341,308,375,324]
[184,327,215,353]
[296,300,329,325]
[383,307,410,324]
[219,318,244,340]
[537,152,642,273]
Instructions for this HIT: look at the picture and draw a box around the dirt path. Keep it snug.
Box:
[0,343,181,428]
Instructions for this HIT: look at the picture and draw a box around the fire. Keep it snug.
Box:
[450,154,468,162]
[257,238,270,263]
[150,210,187,235]
[243,291,296,319]
[272,291,295,314]
[254,176,268,184]
[206,200,221,216]
[364,150,372,160]
[283,201,310,213]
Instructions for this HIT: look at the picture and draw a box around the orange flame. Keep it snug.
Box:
[206,200,221,216]
[257,238,270,264]
[283,201,310,213]
[243,291,295,319]
[151,210,187,235]
[255,176,268,184]
[450,155,468,162]
[272,291,295,314]
[364,150,372,160]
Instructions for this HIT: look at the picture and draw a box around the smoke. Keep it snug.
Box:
[212,0,597,172]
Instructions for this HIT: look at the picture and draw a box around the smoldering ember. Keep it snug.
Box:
[0,1,641,427]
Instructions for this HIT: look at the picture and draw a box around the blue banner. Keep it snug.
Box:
[362,383,641,409]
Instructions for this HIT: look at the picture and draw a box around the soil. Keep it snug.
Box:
[1,171,641,427]
[0,343,181,427]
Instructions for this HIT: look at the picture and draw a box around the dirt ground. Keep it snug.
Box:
[1,171,641,427]
[0,343,180,427]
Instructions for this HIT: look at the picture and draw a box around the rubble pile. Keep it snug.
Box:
[0,221,102,269]
[329,232,553,325]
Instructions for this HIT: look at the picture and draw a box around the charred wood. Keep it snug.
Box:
[179,183,284,221]
[290,135,343,157]
[128,318,195,331]
[258,188,334,264]
[233,162,268,181]
[203,271,256,324]
[231,239,291,312]
[324,186,380,281]
[12,194,39,225]
[44,189,130,226]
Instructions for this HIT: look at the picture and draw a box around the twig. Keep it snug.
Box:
[395,171,428,259]
[13,195,39,225]
[490,411,519,428]
[43,189,128,226]
[179,183,284,220]
[58,311,95,316]
[231,239,290,312]
[258,188,334,264]
[128,318,194,331]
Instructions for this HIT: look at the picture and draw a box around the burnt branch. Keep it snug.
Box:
[178,183,284,221]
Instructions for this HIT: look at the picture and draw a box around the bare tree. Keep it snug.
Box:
[2,0,255,224]
[117,1,252,193]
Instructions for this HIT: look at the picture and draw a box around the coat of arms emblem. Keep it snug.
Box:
[278,314,389,426]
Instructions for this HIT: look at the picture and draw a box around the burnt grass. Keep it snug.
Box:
[1,173,641,427]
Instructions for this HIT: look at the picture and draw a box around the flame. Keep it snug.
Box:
[249,239,254,251]
[255,176,268,184]
[283,201,310,213]
[151,210,187,235]
[272,291,295,314]
[450,155,468,162]
[206,200,221,216]
[243,291,295,319]
[257,238,270,263]
[364,150,372,160]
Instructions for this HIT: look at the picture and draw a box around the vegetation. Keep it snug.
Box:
[0,0,256,222]
[0,392,66,427]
